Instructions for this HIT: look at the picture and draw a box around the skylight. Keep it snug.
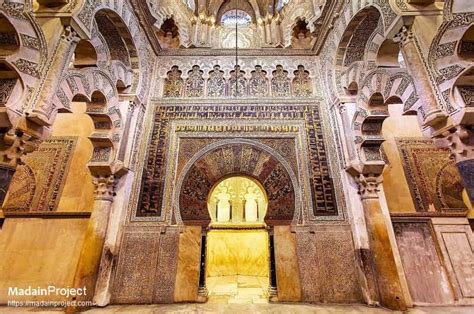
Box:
[221,10,252,27]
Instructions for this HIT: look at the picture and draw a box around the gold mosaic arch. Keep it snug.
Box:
[174,138,301,226]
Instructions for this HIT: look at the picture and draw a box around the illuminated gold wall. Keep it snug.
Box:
[206,229,269,277]
[208,176,267,225]
[381,104,422,213]
[52,102,95,213]
[0,102,94,302]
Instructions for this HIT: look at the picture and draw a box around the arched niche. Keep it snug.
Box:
[291,19,313,49]
[0,13,20,56]
[178,142,296,226]
[207,175,268,226]
[458,24,474,61]
[157,18,180,49]
[368,92,385,106]
[346,81,359,96]
[71,40,98,68]
[385,95,404,106]
[376,39,402,68]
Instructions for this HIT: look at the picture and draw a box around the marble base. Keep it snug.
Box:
[206,229,269,277]
[206,275,269,304]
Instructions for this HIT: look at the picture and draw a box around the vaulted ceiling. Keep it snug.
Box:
[132,0,342,52]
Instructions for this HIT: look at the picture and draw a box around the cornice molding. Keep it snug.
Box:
[156,48,317,57]
[151,97,324,105]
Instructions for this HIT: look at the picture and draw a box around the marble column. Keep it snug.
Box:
[264,19,272,45]
[337,103,357,162]
[270,19,280,46]
[0,130,38,226]
[117,101,136,162]
[442,125,474,204]
[29,25,80,125]
[69,175,115,308]
[394,26,446,126]
[355,173,407,310]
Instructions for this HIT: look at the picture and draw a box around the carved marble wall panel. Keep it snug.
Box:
[393,221,454,305]
[396,138,468,212]
[274,225,302,301]
[134,105,339,222]
[112,227,180,304]
[296,226,362,303]
[153,228,180,303]
[112,230,160,304]
[174,226,202,302]
[153,56,319,99]
[3,137,77,213]
[432,219,474,304]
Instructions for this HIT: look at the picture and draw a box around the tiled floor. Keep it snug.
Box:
[206,275,269,304]
[3,304,474,313]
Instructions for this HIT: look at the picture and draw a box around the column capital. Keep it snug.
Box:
[393,26,414,46]
[62,25,81,44]
[337,103,348,115]
[441,125,474,163]
[0,130,39,168]
[355,173,383,200]
[92,175,116,202]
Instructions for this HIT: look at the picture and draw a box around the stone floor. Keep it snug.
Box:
[2,304,474,313]
[206,275,269,304]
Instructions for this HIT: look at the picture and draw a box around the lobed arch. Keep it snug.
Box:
[72,22,134,90]
[327,2,402,100]
[335,6,383,69]
[428,13,473,115]
[351,69,423,169]
[73,2,148,96]
[357,69,421,116]
[174,139,301,226]
[52,69,123,175]
[332,6,386,99]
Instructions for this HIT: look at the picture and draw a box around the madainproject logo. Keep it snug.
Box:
[8,285,87,298]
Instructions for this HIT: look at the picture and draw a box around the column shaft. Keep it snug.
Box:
[357,174,407,310]
[395,27,445,125]
[31,26,79,124]
[72,199,112,302]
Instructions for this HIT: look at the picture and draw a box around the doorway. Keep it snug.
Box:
[205,176,270,304]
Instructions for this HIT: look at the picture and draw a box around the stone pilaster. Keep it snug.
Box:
[394,26,446,126]
[355,173,407,310]
[69,175,116,310]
